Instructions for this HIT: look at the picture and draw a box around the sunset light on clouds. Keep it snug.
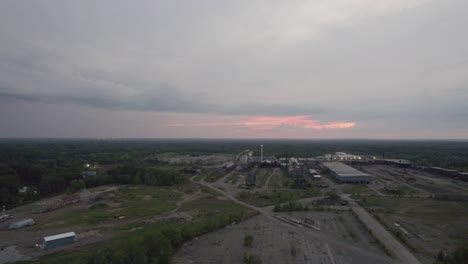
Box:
[167,115,356,131]
[1,0,467,139]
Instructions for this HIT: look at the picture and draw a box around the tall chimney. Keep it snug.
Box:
[260,145,263,162]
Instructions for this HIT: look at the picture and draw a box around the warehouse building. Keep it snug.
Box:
[42,232,76,249]
[9,219,35,229]
[322,162,372,184]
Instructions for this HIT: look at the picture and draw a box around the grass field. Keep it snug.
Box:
[237,188,321,207]
[34,186,180,230]
[255,168,272,188]
[359,196,468,258]
[267,170,291,189]
[342,184,376,196]
[180,198,256,219]
[224,172,241,184]
[32,198,256,264]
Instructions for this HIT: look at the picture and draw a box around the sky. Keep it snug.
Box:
[0,0,467,139]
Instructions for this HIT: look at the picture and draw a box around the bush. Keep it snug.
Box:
[291,246,297,256]
[440,246,468,264]
[272,201,308,212]
[244,254,262,264]
[244,234,253,247]
[67,179,86,193]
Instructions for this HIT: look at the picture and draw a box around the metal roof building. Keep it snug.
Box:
[42,232,76,249]
[322,162,372,184]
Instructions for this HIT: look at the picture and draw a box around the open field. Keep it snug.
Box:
[342,184,376,196]
[238,189,321,207]
[173,211,394,264]
[267,169,291,189]
[0,183,213,263]
[362,165,467,197]
[255,168,273,188]
[359,196,468,264]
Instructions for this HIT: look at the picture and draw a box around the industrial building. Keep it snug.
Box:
[321,162,372,184]
[9,219,35,229]
[42,232,76,249]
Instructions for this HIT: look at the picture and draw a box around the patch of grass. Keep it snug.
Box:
[255,169,272,188]
[33,199,256,264]
[238,188,320,207]
[244,254,262,264]
[360,197,468,221]
[244,234,253,247]
[200,185,222,196]
[180,197,256,219]
[268,170,287,189]
[343,185,375,196]
[203,169,226,182]
[381,184,421,196]
[224,172,241,184]
[273,200,309,212]
[290,245,297,256]
[33,186,180,230]
[193,174,204,181]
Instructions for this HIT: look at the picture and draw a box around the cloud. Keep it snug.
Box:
[1,0,468,138]
[167,115,356,130]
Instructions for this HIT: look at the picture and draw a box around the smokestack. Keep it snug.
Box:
[260,145,263,162]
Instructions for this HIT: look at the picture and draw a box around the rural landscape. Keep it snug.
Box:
[0,139,467,264]
[1,1,468,263]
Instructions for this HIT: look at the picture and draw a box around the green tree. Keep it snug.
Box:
[67,179,86,193]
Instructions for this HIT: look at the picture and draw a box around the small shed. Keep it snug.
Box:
[9,219,35,229]
[42,232,76,249]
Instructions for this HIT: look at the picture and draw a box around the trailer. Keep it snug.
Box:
[42,232,76,249]
[9,219,35,229]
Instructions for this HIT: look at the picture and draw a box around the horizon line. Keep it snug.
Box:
[1,137,468,141]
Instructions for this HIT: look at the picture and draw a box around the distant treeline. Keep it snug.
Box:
[1,139,468,207]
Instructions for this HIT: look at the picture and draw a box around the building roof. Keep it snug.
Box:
[44,232,76,242]
[321,162,370,178]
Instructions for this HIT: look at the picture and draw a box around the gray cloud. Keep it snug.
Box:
[0,0,467,138]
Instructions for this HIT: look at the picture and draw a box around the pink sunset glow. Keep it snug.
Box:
[167,115,356,130]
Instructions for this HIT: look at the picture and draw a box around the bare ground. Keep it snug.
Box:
[173,212,395,264]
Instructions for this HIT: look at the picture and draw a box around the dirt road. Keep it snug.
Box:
[262,168,277,192]
[350,205,421,264]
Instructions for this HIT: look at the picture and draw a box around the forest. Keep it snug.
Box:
[1,139,468,208]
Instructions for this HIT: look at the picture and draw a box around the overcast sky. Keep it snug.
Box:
[0,0,467,139]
